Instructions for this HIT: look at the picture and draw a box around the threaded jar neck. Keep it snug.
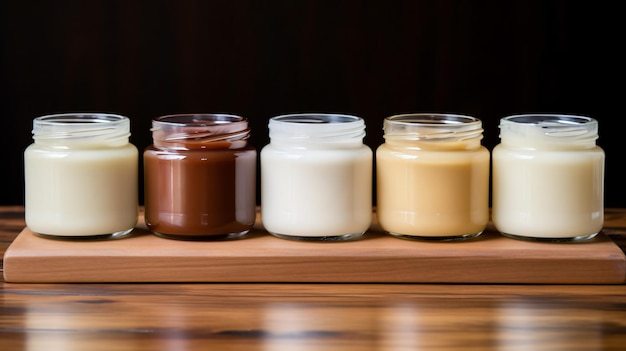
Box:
[268,113,366,148]
[499,114,599,149]
[32,113,131,148]
[151,114,251,150]
[383,113,484,150]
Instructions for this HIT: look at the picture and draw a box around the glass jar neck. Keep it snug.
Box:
[32,113,131,148]
[151,114,251,150]
[268,113,366,148]
[383,113,484,151]
[499,114,599,150]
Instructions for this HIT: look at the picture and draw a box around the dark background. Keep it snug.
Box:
[1,0,623,207]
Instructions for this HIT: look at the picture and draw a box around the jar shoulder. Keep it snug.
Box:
[144,144,256,154]
[261,143,371,154]
[493,144,604,155]
[376,143,489,155]
[25,142,137,154]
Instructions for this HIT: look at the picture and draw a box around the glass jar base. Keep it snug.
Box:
[34,228,134,241]
[152,230,249,241]
[500,232,599,243]
[388,231,483,242]
[270,231,365,242]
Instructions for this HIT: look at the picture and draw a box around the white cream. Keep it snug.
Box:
[260,114,372,240]
[24,114,138,238]
[491,114,604,241]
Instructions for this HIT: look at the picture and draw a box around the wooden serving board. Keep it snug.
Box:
[4,212,625,284]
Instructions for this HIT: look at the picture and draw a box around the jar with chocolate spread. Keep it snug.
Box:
[143,114,257,240]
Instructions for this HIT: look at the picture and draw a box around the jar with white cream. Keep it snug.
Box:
[24,113,138,239]
[491,114,605,242]
[376,113,490,240]
[260,113,372,241]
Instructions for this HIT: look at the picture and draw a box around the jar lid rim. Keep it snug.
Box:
[154,114,247,126]
[270,113,363,124]
[385,113,482,126]
[501,114,597,125]
[34,113,128,124]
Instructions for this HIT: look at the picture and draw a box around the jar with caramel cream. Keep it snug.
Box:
[376,113,490,241]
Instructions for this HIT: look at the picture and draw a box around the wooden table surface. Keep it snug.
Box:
[2,206,626,350]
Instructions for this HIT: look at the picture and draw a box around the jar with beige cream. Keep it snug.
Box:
[376,113,490,241]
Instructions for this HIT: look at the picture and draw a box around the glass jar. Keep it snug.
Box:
[376,113,490,240]
[491,114,605,242]
[261,113,372,241]
[24,113,138,239]
[143,114,257,240]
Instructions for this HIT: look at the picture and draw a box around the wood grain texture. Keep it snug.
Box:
[4,211,625,284]
[2,282,626,351]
